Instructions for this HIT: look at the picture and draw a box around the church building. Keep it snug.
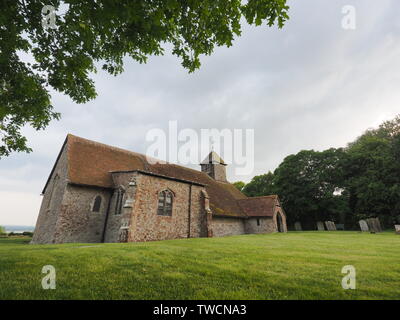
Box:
[31,134,287,244]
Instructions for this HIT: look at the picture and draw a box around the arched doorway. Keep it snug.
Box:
[276,212,284,232]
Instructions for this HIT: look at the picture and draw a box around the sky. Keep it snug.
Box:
[1,0,400,226]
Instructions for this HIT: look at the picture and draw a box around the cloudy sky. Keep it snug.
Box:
[1,0,400,226]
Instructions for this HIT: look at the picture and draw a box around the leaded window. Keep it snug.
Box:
[157,190,173,216]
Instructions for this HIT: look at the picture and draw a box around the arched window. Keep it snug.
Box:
[115,188,125,215]
[157,190,173,216]
[92,195,102,212]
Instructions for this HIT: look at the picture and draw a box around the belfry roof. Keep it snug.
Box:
[200,151,226,165]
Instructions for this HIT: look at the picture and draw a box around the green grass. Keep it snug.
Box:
[0,232,399,300]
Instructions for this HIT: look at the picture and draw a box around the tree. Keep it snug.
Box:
[233,181,246,192]
[273,148,349,227]
[344,115,400,227]
[0,0,290,157]
[242,171,275,196]
[0,225,6,235]
[239,114,400,229]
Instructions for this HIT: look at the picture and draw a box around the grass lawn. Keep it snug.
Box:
[0,231,399,300]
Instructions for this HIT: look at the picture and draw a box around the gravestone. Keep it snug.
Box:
[366,218,382,233]
[359,220,369,232]
[317,221,325,231]
[366,218,375,232]
[395,225,400,235]
[325,221,336,231]
[375,218,382,232]
[294,222,302,231]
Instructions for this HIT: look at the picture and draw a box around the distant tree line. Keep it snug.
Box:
[234,115,400,229]
[0,226,34,237]
[0,226,7,237]
[8,231,34,237]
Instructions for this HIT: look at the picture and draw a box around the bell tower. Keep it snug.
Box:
[200,151,227,182]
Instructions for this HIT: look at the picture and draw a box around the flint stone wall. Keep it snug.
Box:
[212,217,245,237]
[124,172,207,242]
[54,185,111,243]
[31,144,69,244]
[244,217,275,234]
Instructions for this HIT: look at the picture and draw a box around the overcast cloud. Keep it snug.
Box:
[1,0,400,225]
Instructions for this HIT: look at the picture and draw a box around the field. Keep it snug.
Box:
[0,232,399,300]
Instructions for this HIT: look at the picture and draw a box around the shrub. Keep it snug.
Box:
[22,232,33,237]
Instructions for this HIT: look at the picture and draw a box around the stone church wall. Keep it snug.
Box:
[212,217,245,237]
[103,172,136,243]
[31,144,69,244]
[53,185,111,243]
[244,217,276,234]
[129,173,207,242]
[188,184,208,238]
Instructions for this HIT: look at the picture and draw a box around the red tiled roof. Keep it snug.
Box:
[43,134,280,218]
[237,195,278,217]
[66,134,149,188]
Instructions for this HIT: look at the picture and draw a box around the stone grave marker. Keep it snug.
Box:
[317,221,325,231]
[395,225,400,235]
[325,221,336,231]
[294,222,302,231]
[359,220,369,232]
[366,218,382,233]
[375,218,382,232]
[366,218,375,232]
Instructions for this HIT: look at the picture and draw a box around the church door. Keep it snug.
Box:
[277,213,284,233]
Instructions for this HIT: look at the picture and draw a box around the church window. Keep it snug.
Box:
[92,195,102,212]
[115,188,125,215]
[157,190,173,216]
